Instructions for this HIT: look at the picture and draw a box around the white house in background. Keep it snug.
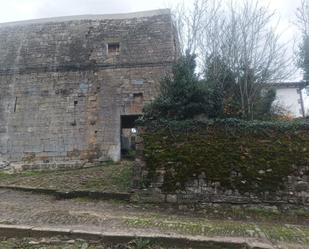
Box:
[272,82,309,118]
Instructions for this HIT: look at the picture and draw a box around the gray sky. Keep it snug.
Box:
[0,0,301,45]
[0,0,304,79]
[0,0,167,22]
[0,0,301,24]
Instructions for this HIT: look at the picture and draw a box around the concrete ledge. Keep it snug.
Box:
[0,224,274,249]
[133,190,309,207]
[55,190,131,201]
[0,224,33,237]
[30,227,72,238]
[0,186,131,201]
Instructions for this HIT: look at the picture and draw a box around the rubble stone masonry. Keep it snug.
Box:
[0,9,177,171]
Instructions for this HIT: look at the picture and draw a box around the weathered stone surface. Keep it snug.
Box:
[166,194,177,203]
[133,135,309,208]
[0,9,177,170]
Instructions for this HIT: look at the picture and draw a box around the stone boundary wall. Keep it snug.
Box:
[132,130,309,209]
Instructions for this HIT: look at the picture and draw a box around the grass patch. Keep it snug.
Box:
[196,205,309,225]
[0,161,133,193]
[125,216,309,245]
[127,202,309,226]
[0,237,167,249]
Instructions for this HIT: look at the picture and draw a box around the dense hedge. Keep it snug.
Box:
[142,119,309,193]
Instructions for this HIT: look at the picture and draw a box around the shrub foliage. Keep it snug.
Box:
[143,54,278,122]
[142,119,309,193]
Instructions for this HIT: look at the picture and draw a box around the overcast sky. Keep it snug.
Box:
[0,0,301,44]
[0,0,301,23]
[0,0,304,79]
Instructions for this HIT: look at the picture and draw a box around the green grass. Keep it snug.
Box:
[195,205,309,225]
[126,201,309,226]
[0,161,133,193]
[0,237,170,249]
[125,216,309,245]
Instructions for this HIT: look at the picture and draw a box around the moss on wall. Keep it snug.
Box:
[142,119,309,193]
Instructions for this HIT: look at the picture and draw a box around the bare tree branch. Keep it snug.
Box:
[295,0,309,81]
[172,0,294,119]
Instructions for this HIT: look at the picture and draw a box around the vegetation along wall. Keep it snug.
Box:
[134,119,309,207]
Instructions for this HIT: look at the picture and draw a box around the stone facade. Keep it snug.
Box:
[0,9,178,170]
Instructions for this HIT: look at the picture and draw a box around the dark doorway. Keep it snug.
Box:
[120,115,141,159]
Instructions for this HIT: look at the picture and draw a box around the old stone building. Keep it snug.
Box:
[0,9,178,170]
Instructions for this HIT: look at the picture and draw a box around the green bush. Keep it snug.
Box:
[142,119,309,193]
[143,54,279,122]
[143,54,216,121]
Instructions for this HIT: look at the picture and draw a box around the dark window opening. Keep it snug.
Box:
[74,100,78,106]
[108,42,120,54]
[13,97,17,112]
[70,120,77,126]
[133,93,143,104]
[133,92,143,98]
[120,115,140,160]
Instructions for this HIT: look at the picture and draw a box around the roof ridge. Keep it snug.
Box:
[0,9,170,27]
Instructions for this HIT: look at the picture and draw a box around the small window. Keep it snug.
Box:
[108,42,120,54]
[132,79,144,85]
[133,93,143,104]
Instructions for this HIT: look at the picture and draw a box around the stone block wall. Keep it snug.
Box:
[0,9,177,171]
[133,122,309,209]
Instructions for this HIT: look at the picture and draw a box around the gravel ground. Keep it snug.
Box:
[0,189,307,249]
[0,162,132,193]
[0,189,142,232]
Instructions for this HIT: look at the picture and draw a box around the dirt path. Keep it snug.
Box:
[0,189,146,232]
[0,189,307,249]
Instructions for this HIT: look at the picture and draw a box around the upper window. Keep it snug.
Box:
[132,79,144,85]
[108,42,120,55]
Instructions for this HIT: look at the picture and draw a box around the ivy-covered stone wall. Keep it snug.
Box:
[134,119,309,206]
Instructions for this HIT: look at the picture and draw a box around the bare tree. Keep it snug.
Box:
[296,0,309,35]
[172,0,294,119]
[295,0,309,81]
[172,0,221,55]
